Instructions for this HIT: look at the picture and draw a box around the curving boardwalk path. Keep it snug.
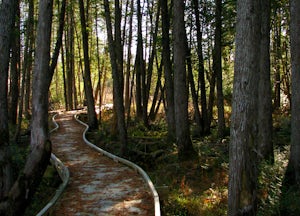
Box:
[50,112,154,215]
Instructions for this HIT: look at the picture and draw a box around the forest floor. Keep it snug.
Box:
[85,110,293,216]
[19,109,297,215]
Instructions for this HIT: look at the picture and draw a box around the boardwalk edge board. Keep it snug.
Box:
[74,114,161,216]
[36,113,70,216]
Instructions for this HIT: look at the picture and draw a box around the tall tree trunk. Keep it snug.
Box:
[48,0,66,87]
[79,0,98,129]
[145,2,160,125]
[24,0,35,119]
[124,0,134,120]
[173,0,197,160]
[258,0,273,162]
[273,8,281,110]
[9,3,20,126]
[65,5,74,110]
[135,0,144,120]
[284,0,300,186]
[192,0,209,134]
[0,0,18,202]
[214,0,225,138]
[160,0,175,141]
[2,1,54,214]
[186,43,203,136]
[61,45,68,110]
[228,0,261,215]
[15,0,34,141]
[104,0,128,156]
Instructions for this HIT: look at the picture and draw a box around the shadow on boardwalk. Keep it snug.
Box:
[50,112,154,215]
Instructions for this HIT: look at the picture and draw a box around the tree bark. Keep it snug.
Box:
[160,0,175,141]
[258,0,273,162]
[103,0,128,156]
[173,0,197,160]
[213,0,226,138]
[124,0,134,121]
[135,0,144,120]
[228,0,261,215]
[1,1,53,214]
[9,3,20,126]
[284,0,300,186]
[192,0,209,135]
[186,43,203,136]
[79,0,98,129]
[24,0,35,120]
[0,0,18,201]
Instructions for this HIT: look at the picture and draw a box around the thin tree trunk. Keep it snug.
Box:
[192,0,209,134]
[214,0,225,138]
[79,0,98,129]
[65,6,74,110]
[61,45,68,110]
[124,0,134,120]
[15,0,34,141]
[160,0,175,141]
[24,0,35,119]
[9,3,20,126]
[273,9,281,110]
[149,58,162,121]
[258,0,273,162]
[48,0,66,88]
[186,43,203,136]
[135,0,144,120]
[103,0,128,156]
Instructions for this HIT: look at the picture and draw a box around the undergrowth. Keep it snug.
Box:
[83,112,293,216]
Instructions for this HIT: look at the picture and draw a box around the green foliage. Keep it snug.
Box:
[257,147,289,216]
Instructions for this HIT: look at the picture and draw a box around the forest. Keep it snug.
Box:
[0,0,299,215]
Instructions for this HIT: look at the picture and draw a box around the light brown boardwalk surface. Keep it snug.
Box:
[51,112,154,215]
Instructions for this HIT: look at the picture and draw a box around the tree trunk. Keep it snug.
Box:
[24,0,35,120]
[192,0,209,135]
[186,43,203,136]
[103,0,128,156]
[284,0,300,186]
[124,0,134,120]
[135,0,144,120]
[65,5,74,110]
[15,0,34,141]
[258,0,273,162]
[173,0,197,161]
[160,0,175,141]
[0,0,18,202]
[48,0,66,88]
[79,0,98,129]
[9,3,20,126]
[214,0,225,138]
[228,0,261,215]
[2,1,53,214]
[149,59,162,121]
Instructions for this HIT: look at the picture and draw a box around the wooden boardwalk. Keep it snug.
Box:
[50,112,154,215]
